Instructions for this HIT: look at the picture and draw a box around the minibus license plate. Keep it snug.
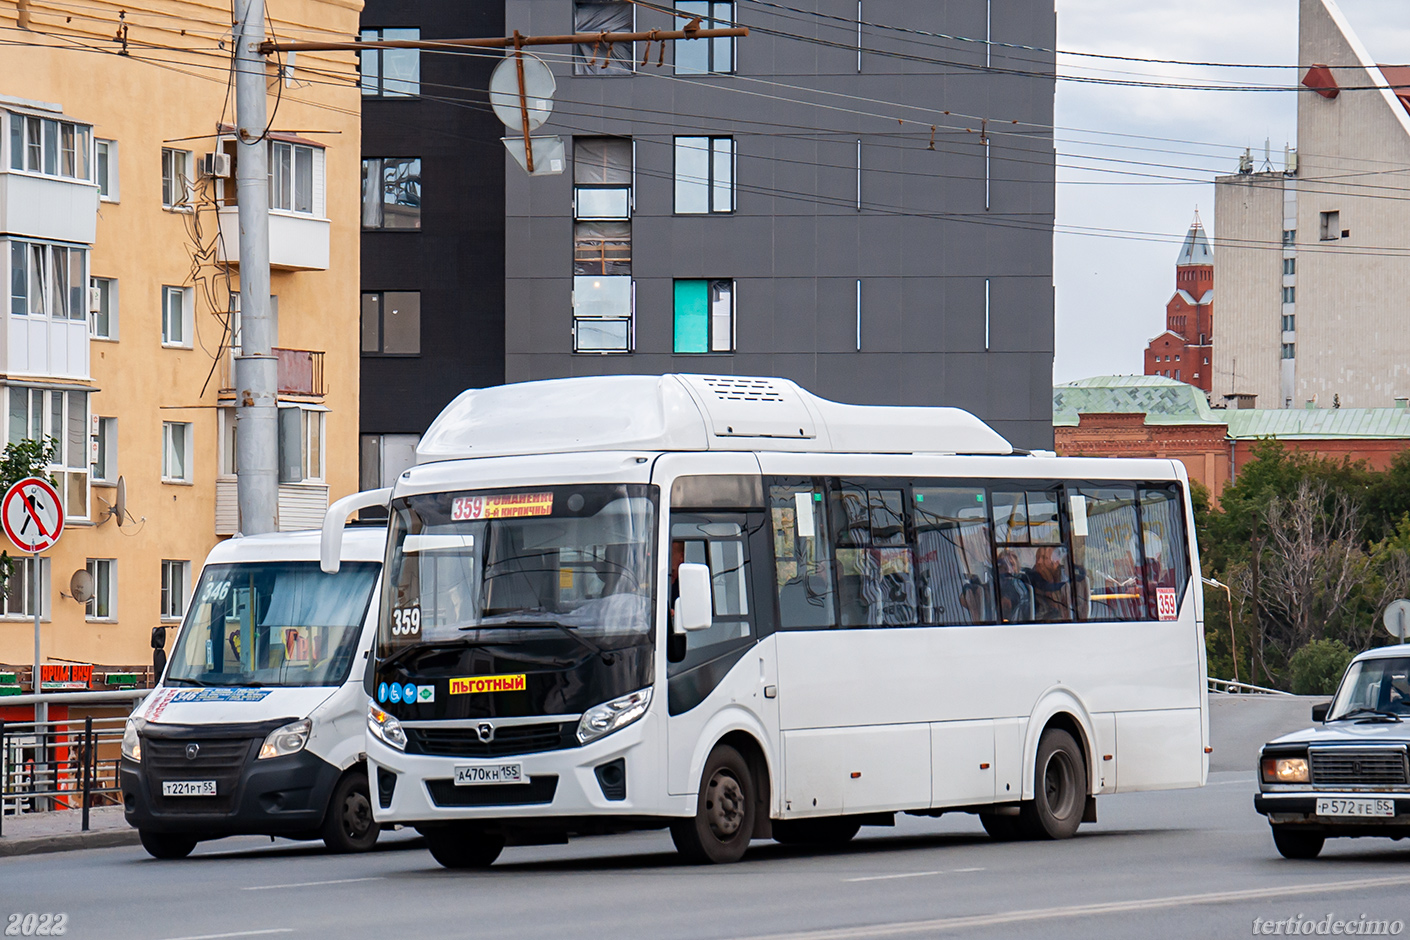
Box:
[454,764,523,786]
[1316,798,1394,817]
[162,780,217,797]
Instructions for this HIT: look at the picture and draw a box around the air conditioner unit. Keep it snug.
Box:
[200,152,232,179]
[87,286,103,313]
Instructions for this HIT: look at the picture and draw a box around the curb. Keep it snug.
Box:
[0,828,141,857]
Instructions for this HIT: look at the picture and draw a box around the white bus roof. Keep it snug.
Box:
[417,374,1015,462]
[209,526,386,565]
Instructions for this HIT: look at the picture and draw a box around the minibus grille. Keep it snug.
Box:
[1310,748,1408,788]
[143,736,257,814]
[405,722,576,758]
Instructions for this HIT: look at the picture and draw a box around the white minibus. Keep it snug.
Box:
[324,374,1207,867]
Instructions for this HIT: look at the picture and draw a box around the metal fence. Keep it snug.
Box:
[1207,676,1294,696]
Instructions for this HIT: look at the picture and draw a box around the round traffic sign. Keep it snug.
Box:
[1385,599,1410,640]
[2,477,64,554]
[489,53,556,133]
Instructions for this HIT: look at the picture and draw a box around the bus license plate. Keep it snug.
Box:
[162,780,217,797]
[454,763,523,786]
[1316,798,1394,817]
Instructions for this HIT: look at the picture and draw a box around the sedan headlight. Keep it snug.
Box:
[122,718,142,763]
[367,703,407,751]
[258,719,312,760]
[577,687,653,745]
[1261,756,1309,784]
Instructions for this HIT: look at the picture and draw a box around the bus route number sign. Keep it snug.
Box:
[1,477,64,554]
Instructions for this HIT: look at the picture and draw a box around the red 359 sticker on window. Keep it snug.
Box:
[1155,587,1178,621]
[451,493,553,521]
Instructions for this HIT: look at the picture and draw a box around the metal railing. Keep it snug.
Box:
[1207,676,1294,696]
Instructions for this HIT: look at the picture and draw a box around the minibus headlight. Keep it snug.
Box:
[122,718,142,763]
[368,703,407,751]
[1261,756,1309,784]
[259,719,312,760]
[577,687,653,745]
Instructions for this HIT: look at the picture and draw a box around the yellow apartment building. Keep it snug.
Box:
[0,0,363,682]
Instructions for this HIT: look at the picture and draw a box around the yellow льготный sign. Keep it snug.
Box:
[450,674,528,695]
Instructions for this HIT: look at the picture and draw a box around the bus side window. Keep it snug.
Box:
[912,486,995,625]
[768,481,837,629]
[1138,486,1190,619]
[830,482,916,628]
[992,488,1073,624]
[1068,487,1143,622]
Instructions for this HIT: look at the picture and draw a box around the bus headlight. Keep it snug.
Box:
[577,688,652,745]
[1261,756,1309,784]
[368,703,407,751]
[122,719,142,763]
[259,719,312,760]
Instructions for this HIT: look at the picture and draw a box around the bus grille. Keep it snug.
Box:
[405,722,576,759]
[1310,749,1408,787]
[426,775,558,807]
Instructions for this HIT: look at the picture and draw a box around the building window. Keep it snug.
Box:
[361,291,420,355]
[1283,257,1295,276]
[360,28,420,97]
[7,113,89,180]
[8,241,87,320]
[85,559,115,620]
[1174,354,1180,362]
[574,222,632,275]
[94,139,118,200]
[1319,210,1340,241]
[162,421,192,483]
[161,148,192,209]
[1282,286,1295,304]
[574,138,633,220]
[268,141,315,214]
[281,407,325,482]
[90,276,117,339]
[1282,343,1296,360]
[7,387,89,519]
[675,1,735,74]
[161,285,192,347]
[361,157,421,229]
[359,433,420,491]
[1283,314,1296,332]
[2,558,48,619]
[674,136,735,214]
[575,1,634,75]
[572,277,634,352]
[160,559,189,621]
[674,279,735,353]
[1174,369,1181,381]
[1282,229,1296,246]
[219,407,237,476]
[92,416,117,484]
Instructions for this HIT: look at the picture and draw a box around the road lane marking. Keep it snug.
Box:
[727,874,1410,940]
[159,931,293,940]
[951,867,985,873]
[241,877,383,891]
[845,871,942,883]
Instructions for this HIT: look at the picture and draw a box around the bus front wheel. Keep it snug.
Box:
[671,744,756,864]
[1018,729,1087,840]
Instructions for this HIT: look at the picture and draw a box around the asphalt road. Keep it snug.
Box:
[5,769,1410,940]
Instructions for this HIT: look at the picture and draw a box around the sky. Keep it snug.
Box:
[1051,0,1410,383]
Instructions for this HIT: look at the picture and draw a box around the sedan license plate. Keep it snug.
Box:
[454,763,523,786]
[162,780,217,797]
[1316,797,1395,818]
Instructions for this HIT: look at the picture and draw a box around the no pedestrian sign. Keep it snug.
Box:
[2,477,64,554]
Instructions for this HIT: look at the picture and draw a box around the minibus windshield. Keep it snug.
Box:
[382,484,656,655]
[166,562,379,688]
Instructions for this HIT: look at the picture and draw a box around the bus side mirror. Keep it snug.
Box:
[673,563,713,634]
[1312,703,1330,722]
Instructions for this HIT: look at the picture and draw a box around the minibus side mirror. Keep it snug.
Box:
[673,563,713,634]
[1312,702,1330,722]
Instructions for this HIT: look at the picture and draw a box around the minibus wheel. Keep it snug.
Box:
[139,830,198,860]
[1270,825,1324,859]
[424,825,505,869]
[322,771,380,853]
[1018,729,1087,839]
[671,744,756,864]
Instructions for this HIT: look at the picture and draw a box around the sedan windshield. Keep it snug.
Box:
[166,562,379,688]
[382,484,656,656]
[1327,657,1410,720]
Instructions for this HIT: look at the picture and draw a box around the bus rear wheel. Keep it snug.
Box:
[671,744,756,864]
[979,812,1023,841]
[1018,729,1087,840]
[772,817,861,846]
[424,825,505,869]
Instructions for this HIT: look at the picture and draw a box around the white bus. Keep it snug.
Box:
[323,374,1208,867]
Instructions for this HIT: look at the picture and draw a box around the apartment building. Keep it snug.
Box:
[0,0,362,673]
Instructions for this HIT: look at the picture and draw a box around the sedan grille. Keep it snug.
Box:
[1310,748,1408,787]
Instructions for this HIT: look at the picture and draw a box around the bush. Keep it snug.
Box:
[1288,639,1355,695]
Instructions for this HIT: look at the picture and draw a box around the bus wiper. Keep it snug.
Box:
[164,676,209,687]
[465,619,615,666]
[221,679,265,688]
[1334,707,1403,722]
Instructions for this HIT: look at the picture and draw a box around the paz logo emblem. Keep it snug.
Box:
[185,743,201,760]
[476,722,495,744]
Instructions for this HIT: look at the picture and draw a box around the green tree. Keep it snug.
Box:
[1288,639,1354,695]
[0,437,58,593]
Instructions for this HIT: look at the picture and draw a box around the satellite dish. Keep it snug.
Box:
[112,476,126,526]
[1384,599,1410,639]
[489,53,556,133]
[69,569,94,604]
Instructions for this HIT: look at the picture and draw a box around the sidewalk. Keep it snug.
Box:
[0,805,139,856]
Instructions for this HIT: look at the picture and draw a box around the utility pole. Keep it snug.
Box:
[233,0,278,535]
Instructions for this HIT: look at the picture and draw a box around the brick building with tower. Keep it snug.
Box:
[1144,215,1214,394]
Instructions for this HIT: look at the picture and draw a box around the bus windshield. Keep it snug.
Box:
[382,484,656,655]
[167,562,379,688]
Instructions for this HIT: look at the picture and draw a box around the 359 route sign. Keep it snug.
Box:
[2,477,64,554]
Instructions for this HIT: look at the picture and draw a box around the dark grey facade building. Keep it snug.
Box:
[504,0,1056,449]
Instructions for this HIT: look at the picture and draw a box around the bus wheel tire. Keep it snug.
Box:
[1271,826,1325,859]
[321,771,381,854]
[139,830,198,860]
[671,744,756,864]
[1018,729,1087,840]
[772,818,861,846]
[424,826,505,869]
[979,812,1023,842]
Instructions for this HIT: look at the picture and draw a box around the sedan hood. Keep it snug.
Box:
[136,685,337,726]
[1267,721,1410,749]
